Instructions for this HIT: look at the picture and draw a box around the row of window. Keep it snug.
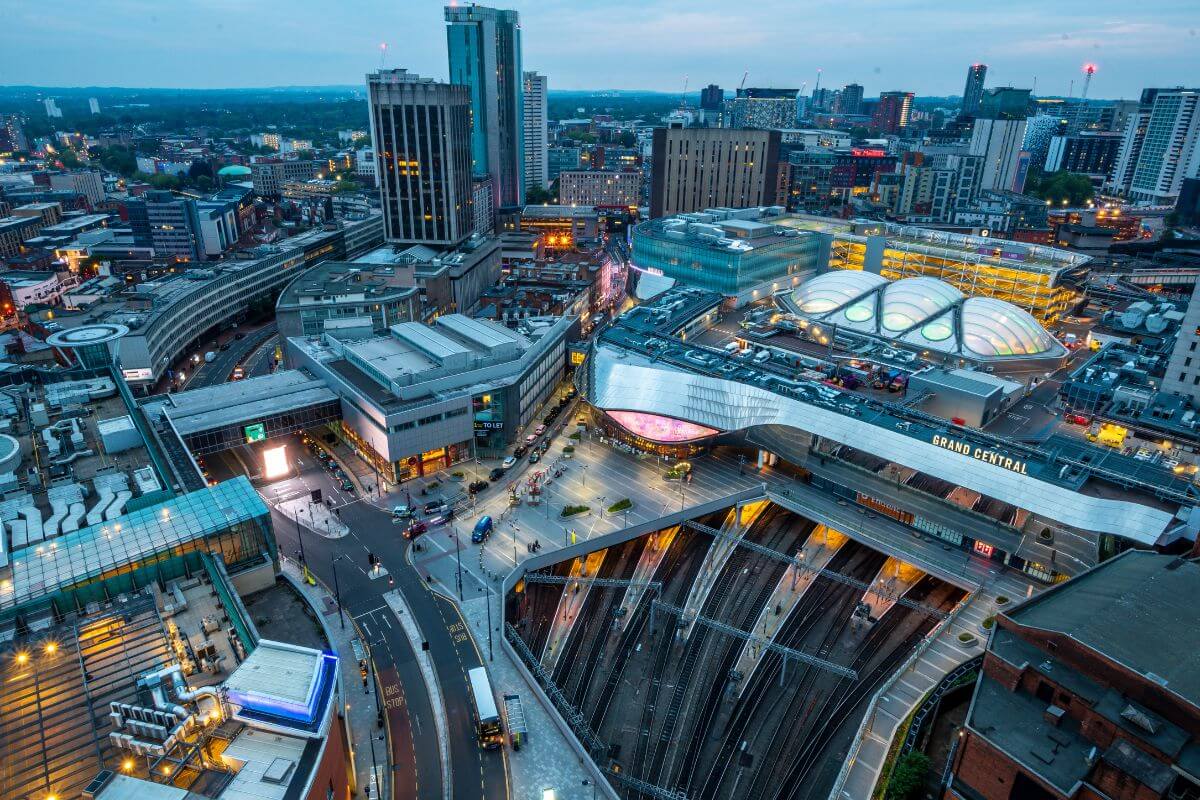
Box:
[389,405,469,433]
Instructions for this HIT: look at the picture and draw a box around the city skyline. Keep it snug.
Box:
[4,0,1197,98]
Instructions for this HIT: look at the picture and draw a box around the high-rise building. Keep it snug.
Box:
[445,4,524,209]
[88,97,101,115]
[1118,88,1200,204]
[126,190,202,261]
[1043,131,1123,177]
[969,87,1032,193]
[1161,278,1200,404]
[522,71,548,194]
[367,69,474,246]
[726,88,799,130]
[961,63,987,117]
[838,83,864,116]
[872,91,914,134]
[650,127,781,218]
[700,84,724,110]
[1023,114,1070,171]
[43,98,62,118]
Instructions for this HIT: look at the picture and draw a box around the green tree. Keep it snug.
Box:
[147,173,181,190]
[618,131,637,148]
[1026,170,1093,206]
[886,751,931,800]
[526,182,554,204]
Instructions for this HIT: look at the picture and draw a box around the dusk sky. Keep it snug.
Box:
[4,0,1198,98]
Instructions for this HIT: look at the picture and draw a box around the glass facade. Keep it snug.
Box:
[632,223,823,296]
[1,477,274,623]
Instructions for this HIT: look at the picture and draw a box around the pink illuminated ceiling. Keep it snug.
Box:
[606,410,720,443]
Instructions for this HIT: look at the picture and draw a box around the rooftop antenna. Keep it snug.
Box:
[1067,78,1075,99]
[1081,63,1096,99]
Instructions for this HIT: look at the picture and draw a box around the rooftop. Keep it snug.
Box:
[157,371,337,437]
[1004,550,1200,711]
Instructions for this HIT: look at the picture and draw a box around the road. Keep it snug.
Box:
[183,322,277,389]
[210,436,507,800]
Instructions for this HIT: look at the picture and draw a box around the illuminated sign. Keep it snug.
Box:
[851,148,887,157]
[244,423,267,443]
[570,350,587,366]
[930,435,1028,475]
[973,540,995,558]
[473,420,503,430]
[122,368,153,381]
[606,410,719,443]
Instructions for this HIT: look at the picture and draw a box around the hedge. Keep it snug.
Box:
[561,505,590,517]
[607,498,632,514]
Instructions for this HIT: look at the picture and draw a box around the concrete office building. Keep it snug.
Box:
[523,71,549,192]
[367,69,474,247]
[970,87,1032,193]
[353,234,502,315]
[650,127,781,218]
[1160,278,1200,405]
[126,190,202,261]
[286,313,572,478]
[557,170,641,208]
[961,63,988,117]
[1124,88,1200,204]
[276,259,422,339]
[48,170,105,207]
[725,88,799,130]
[445,4,525,209]
[249,159,319,198]
[873,91,914,133]
[472,176,496,236]
[838,83,865,116]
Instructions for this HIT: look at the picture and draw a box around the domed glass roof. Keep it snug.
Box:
[792,271,887,314]
[788,271,1063,360]
[961,297,1057,356]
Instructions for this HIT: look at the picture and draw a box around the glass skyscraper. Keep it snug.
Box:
[445,5,525,209]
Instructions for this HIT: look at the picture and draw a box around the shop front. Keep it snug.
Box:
[589,406,719,459]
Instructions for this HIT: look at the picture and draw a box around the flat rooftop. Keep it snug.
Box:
[160,371,337,436]
[1005,550,1200,710]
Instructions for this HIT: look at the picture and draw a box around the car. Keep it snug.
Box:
[235,332,245,340]
[489,467,506,482]
[424,500,448,515]
[471,515,494,543]
[513,445,527,457]
[502,456,517,469]
[524,434,537,446]
[426,512,453,526]
[404,521,428,539]
[529,452,540,464]
[219,343,231,351]
[468,480,489,494]
[392,505,416,519]
[231,366,245,380]
[340,480,354,492]
[534,424,546,436]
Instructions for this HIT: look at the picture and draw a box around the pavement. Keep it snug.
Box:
[179,321,277,390]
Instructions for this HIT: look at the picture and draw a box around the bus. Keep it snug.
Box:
[467,666,503,749]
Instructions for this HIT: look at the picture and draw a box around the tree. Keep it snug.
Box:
[1026,170,1093,206]
[887,751,931,800]
[526,182,554,204]
[618,131,637,148]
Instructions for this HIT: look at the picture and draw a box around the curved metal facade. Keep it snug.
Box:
[586,343,1172,545]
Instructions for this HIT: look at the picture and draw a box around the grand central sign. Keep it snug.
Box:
[930,434,1029,475]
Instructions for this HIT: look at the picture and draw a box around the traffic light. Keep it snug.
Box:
[311,489,322,504]
[368,552,377,569]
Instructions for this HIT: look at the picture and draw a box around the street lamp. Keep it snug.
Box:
[331,554,346,630]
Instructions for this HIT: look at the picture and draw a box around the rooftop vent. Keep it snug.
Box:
[262,756,296,785]
[1121,703,1160,733]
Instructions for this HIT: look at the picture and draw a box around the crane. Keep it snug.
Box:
[1081,63,1096,100]
[738,70,749,92]
[680,74,689,109]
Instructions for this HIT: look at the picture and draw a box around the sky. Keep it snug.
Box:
[3,0,1198,99]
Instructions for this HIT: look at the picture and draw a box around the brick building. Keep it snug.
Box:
[945,550,1200,800]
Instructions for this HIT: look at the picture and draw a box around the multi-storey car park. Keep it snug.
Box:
[631,207,1092,322]
[46,213,383,393]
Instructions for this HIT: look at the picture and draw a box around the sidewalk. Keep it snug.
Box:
[277,496,350,538]
[280,558,390,800]
[460,592,615,800]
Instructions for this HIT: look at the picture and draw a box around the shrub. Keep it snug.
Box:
[451,471,465,479]
[607,498,632,514]
[995,595,1010,605]
[568,431,582,440]
[958,632,976,643]
[427,481,440,491]
[982,615,995,629]
[886,751,931,800]
[563,445,575,454]
[561,504,590,517]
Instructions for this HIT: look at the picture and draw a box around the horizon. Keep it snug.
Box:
[5,0,1197,99]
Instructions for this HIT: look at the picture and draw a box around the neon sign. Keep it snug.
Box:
[606,411,719,443]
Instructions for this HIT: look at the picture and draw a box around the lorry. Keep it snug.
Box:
[204,351,217,363]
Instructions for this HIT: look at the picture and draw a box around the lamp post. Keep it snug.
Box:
[331,554,345,629]
[485,582,494,662]
[454,522,463,601]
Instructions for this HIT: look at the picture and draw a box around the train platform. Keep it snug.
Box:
[730,524,848,695]
[678,501,764,639]
[615,524,678,633]
[540,550,607,673]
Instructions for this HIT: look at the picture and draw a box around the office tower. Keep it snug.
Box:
[811,87,837,113]
[650,127,781,217]
[969,87,1032,193]
[367,69,474,246]
[700,84,724,110]
[126,190,202,261]
[43,98,62,118]
[961,64,987,117]
[88,97,101,115]
[838,84,864,116]
[1161,279,1200,403]
[873,91,914,134]
[445,4,524,209]
[522,71,548,193]
[726,88,799,130]
[1115,88,1200,204]
[1023,114,1069,171]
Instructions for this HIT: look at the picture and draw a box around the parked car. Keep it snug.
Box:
[424,499,448,515]
[534,424,547,436]
[489,467,506,482]
[392,505,416,519]
[471,515,494,543]
[524,434,537,446]
[468,480,489,494]
[502,456,517,469]
[340,479,354,492]
[513,445,527,457]
[529,452,540,464]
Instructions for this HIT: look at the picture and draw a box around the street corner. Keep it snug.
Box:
[277,496,350,538]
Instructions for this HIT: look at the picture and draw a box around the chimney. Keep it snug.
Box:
[1043,705,1066,727]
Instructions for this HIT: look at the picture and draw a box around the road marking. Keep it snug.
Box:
[353,605,389,620]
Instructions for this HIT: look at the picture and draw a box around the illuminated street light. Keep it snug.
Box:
[15,651,29,665]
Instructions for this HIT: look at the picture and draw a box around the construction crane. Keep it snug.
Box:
[738,70,749,92]
[1081,63,1097,99]
[679,74,689,109]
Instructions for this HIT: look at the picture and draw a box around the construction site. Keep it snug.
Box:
[505,500,966,800]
